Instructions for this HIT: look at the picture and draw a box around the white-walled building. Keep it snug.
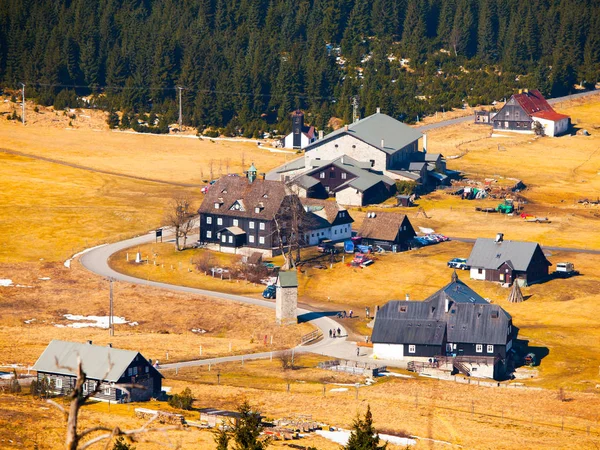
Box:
[282,110,317,149]
[301,199,354,245]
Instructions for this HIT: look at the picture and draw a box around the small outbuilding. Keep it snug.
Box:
[276,271,298,325]
[32,340,163,402]
[467,234,551,286]
[357,211,416,251]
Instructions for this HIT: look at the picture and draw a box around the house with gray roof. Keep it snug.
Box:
[467,234,551,286]
[32,340,163,402]
[372,273,515,380]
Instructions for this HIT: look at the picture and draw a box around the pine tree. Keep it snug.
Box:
[213,422,230,450]
[231,400,268,450]
[401,0,427,64]
[345,405,386,450]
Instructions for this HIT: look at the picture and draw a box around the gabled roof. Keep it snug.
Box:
[305,112,422,155]
[466,238,550,272]
[301,198,354,226]
[199,177,290,220]
[358,211,411,242]
[32,340,162,382]
[265,157,307,179]
[531,110,570,121]
[372,276,512,346]
[512,89,553,115]
[223,226,246,236]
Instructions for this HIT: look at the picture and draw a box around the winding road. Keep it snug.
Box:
[79,230,368,370]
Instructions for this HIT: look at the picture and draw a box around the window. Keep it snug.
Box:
[228,236,233,243]
[330,171,336,178]
[132,367,138,376]
[214,202,220,209]
[259,222,265,230]
[408,345,416,353]
[221,235,226,242]
[233,219,238,227]
[487,345,494,353]
[259,236,265,244]
[311,233,315,237]
[104,386,111,395]
[320,172,325,179]
[145,366,149,373]
[206,230,212,238]
[206,216,212,224]
[334,229,337,234]
[127,368,132,376]
[341,172,347,179]
[476,344,483,353]
[515,111,520,118]
[478,268,483,274]
[249,235,255,243]
[249,221,255,229]
[217,218,223,225]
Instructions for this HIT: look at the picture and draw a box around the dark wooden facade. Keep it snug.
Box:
[360,215,416,251]
[493,98,533,132]
[311,163,355,194]
[37,355,161,402]
[481,246,550,285]
[201,212,276,250]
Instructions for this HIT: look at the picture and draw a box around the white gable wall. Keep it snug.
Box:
[335,186,364,206]
[532,116,569,137]
[306,134,388,172]
[283,132,314,149]
[373,343,404,360]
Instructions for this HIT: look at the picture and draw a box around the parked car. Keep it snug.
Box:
[262,285,276,299]
[447,258,470,270]
[317,240,335,253]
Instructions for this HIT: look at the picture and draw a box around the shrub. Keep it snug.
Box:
[33,106,39,113]
[168,387,194,410]
[202,129,219,138]
[112,437,135,450]
[395,180,417,195]
[53,89,79,110]
[107,111,120,129]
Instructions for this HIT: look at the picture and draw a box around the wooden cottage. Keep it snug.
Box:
[371,274,514,380]
[357,211,416,251]
[467,234,551,286]
[32,340,163,402]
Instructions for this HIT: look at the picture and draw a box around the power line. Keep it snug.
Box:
[23,81,337,101]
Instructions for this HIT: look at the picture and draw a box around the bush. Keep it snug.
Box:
[53,89,79,110]
[31,376,54,399]
[168,387,194,410]
[107,111,120,129]
[395,180,417,195]
[8,369,21,393]
[112,437,135,450]
[33,106,39,113]
[202,129,219,138]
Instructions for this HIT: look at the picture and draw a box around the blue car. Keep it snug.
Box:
[262,285,276,299]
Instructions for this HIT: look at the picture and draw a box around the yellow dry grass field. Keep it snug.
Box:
[0,96,293,186]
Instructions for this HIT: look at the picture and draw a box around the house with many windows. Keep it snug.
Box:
[32,340,163,402]
[301,199,354,246]
[371,273,515,380]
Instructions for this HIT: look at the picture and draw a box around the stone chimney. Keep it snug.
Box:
[107,343,112,348]
[495,232,504,243]
[381,139,385,148]
[87,340,93,345]
[405,293,410,301]
[318,130,324,139]
[376,107,381,113]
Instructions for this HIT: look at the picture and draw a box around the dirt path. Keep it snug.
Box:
[0,147,203,188]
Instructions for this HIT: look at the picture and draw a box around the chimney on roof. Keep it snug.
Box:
[341,156,344,164]
[376,107,381,114]
[107,343,112,348]
[87,340,93,345]
[345,124,349,131]
[519,89,523,94]
[405,293,410,301]
[495,233,504,243]
[524,88,529,94]
[318,130,324,139]
[445,298,450,313]
[381,139,385,148]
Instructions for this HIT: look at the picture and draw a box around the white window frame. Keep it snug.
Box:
[132,367,138,376]
[228,236,233,243]
[127,368,132,376]
[320,172,325,179]
[249,221,255,229]
[206,216,212,224]
[249,235,255,243]
[259,236,265,244]
[487,345,494,353]
[259,222,265,231]
[104,386,111,395]
[82,382,88,394]
[476,344,483,353]
[221,235,226,243]
[206,230,212,238]
[55,378,63,389]
[408,345,416,354]
[341,172,347,179]
[233,219,239,227]
[217,218,223,226]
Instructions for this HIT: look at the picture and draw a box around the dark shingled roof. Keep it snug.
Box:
[301,198,354,226]
[372,277,512,346]
[198,177,290,220]
[467,238,549,272]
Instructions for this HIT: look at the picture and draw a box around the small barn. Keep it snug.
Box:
[357,211,416,251]
[467,234,551,286]
[32,340,163,402]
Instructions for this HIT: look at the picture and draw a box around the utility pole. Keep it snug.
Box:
[108,278,114,336]
[20,83,25,125]
[177,86,183,131]
[352,95,360,123]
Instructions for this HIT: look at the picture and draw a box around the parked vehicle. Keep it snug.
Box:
[344,241,355,254]
[352,253,372,266]
[262,285,276,299]
[448,258,470,270]
[554,262,578,277]
[317,239,334,253]
[356,244,372,253]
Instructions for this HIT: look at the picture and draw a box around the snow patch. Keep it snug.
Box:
[0,279,13,287]
[315,430,416,446]
[418,227,435,234]
[38,277,51,281]
[329,388,348,392]
[191,328,207,334]
[24,319,36,324]
[55,314,138,329]
[64,244,108,268]
[16,284,33,288]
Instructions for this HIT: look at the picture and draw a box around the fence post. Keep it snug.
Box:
[287,383,290,393]
[471,401,474,416]
[323,385,326,397]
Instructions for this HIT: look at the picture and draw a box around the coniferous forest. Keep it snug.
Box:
[1,0,599,135]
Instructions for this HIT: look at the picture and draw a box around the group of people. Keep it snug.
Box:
[329,327,342,338]
[336,310,354,319]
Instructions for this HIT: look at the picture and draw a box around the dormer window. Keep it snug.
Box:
[255,207,261,213]
[399,305,407,313]
[262,194,268,198]
[214,202,220,209]
[221,189,227,194]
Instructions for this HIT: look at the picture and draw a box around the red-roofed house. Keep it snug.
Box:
[492,89,570,136]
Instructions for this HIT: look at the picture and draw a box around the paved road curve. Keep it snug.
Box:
[79,230,364,369]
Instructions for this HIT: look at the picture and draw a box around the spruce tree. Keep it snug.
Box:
[345,405,386,450]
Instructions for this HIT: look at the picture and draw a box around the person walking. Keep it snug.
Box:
[332,329,336,338]
[329,329,332,338]
[337,327,341,337]
[356,347,360,357]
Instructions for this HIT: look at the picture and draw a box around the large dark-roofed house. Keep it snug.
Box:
[467,234,551,286]
[32,340,163,402]
[372,274,514,380]
[357,211,416,251]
